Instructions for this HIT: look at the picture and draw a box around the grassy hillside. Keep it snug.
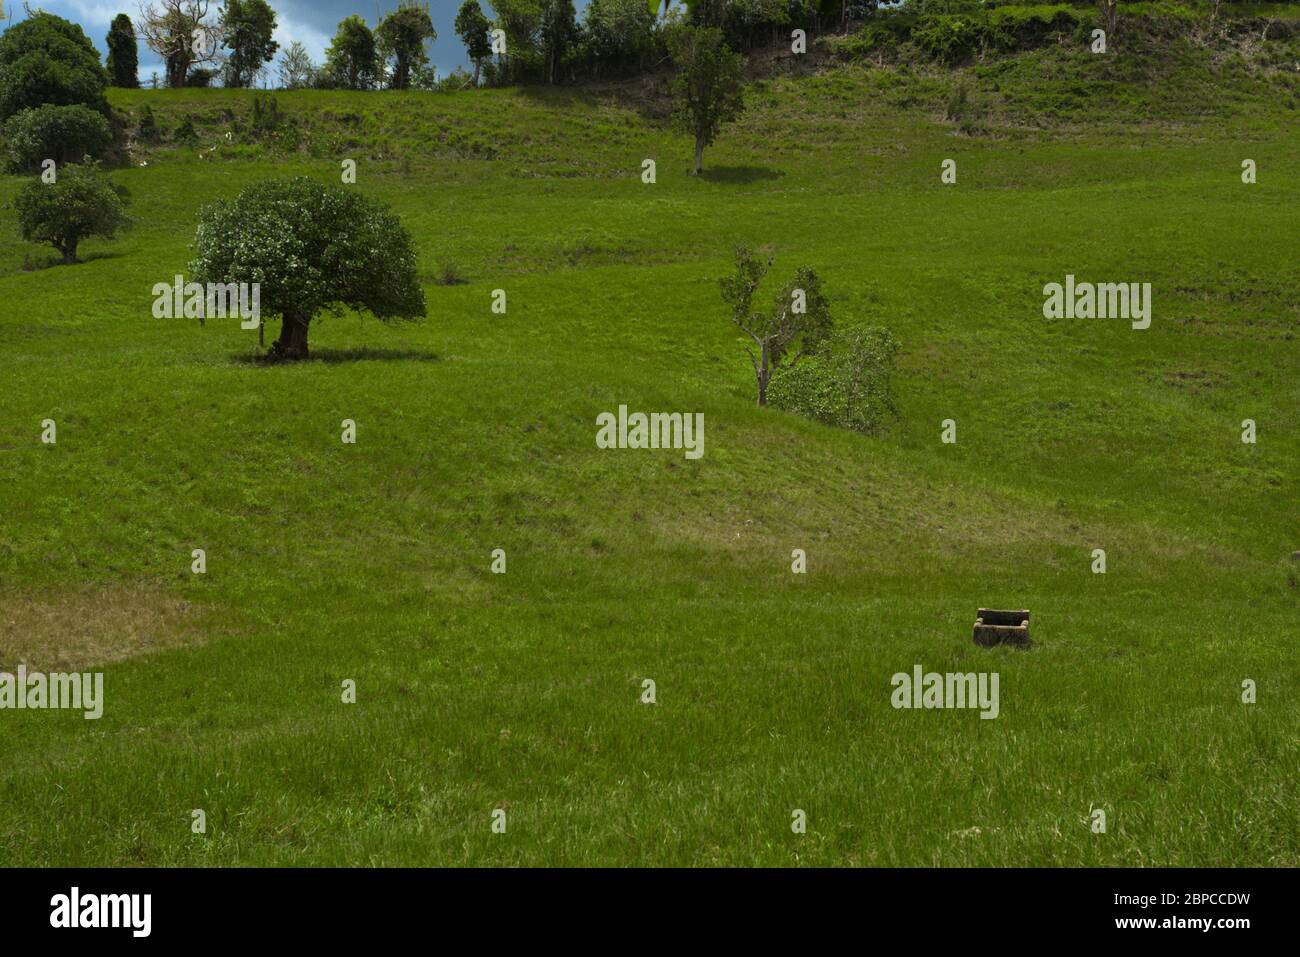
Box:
[0,21,1296,865]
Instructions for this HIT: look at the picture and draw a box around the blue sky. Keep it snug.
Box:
[8,1,602,86]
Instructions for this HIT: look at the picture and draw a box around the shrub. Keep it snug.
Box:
[250,93,284,138]
[769,327,899,434]
[186,68,218,88]
[175,117,199,145]
[911,6,1081,65]
[2,104,112,172]
[15,159,131,265]
[137,105,160,143]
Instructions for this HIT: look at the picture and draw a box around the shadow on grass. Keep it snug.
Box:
[16,250,128,273]
[697,165,784,184]
[233,347,442,366]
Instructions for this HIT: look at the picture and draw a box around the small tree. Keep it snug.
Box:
[719,246,832,406]
[276,41,316,89]
[455,0,493,85]
[220,0,279,88]
[191,177,426,361]
[106,14,140,88]
[15,160,132,265]
[377,2,437,91]
[670,26,745,175]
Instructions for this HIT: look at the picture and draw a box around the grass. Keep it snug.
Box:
[0,22,1296,865]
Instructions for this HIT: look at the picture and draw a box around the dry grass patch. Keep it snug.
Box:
[0,584,206,670]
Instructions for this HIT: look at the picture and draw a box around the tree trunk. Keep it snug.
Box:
[694,136,705,175]
[757,342,770,406]
[473,60,481,86]
[271,312,310,360]
[60,241,77,265]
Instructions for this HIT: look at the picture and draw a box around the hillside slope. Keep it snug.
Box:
[0,29,1296,865]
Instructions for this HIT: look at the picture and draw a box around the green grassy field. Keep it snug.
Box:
[1,25,1297,865]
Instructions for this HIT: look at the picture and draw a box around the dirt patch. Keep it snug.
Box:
[0,584,205,670]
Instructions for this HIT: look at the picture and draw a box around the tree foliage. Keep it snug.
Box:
[455,0,493,84]
[377,2,437,90]
[768,327,899,433]
[276,40,316,90]
[540,0,580,84]
[322,15,380,90]
[220,0,279,88]
[585,0,657,75]
[720,247,833,406]
[190,177,426,360]
[3,104,112,173]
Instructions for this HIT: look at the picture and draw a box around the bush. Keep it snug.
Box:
[186,68,218,88]
[769,327,899,434]
[0,12,110,120]
[15,159,131,265]
[2,104,112,172]
[911,6,1081,64]
[250,93,284,137]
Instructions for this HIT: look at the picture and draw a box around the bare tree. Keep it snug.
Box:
[138,0,218,88]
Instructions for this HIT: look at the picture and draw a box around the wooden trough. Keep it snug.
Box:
[973,608,1031,648]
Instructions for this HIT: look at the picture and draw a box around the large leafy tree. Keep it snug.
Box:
[454,0,492,85]
[377,2,437,91]
[220,0,279,88]
[0,12,110,120]
[16,160,132,266]
[323,15,380,90]
[106,14,140,88]
[670,26,745,174]
[191,178,426,361]
[720,247,832,406]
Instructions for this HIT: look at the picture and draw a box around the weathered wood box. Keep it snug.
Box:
[973,608,1031,648]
